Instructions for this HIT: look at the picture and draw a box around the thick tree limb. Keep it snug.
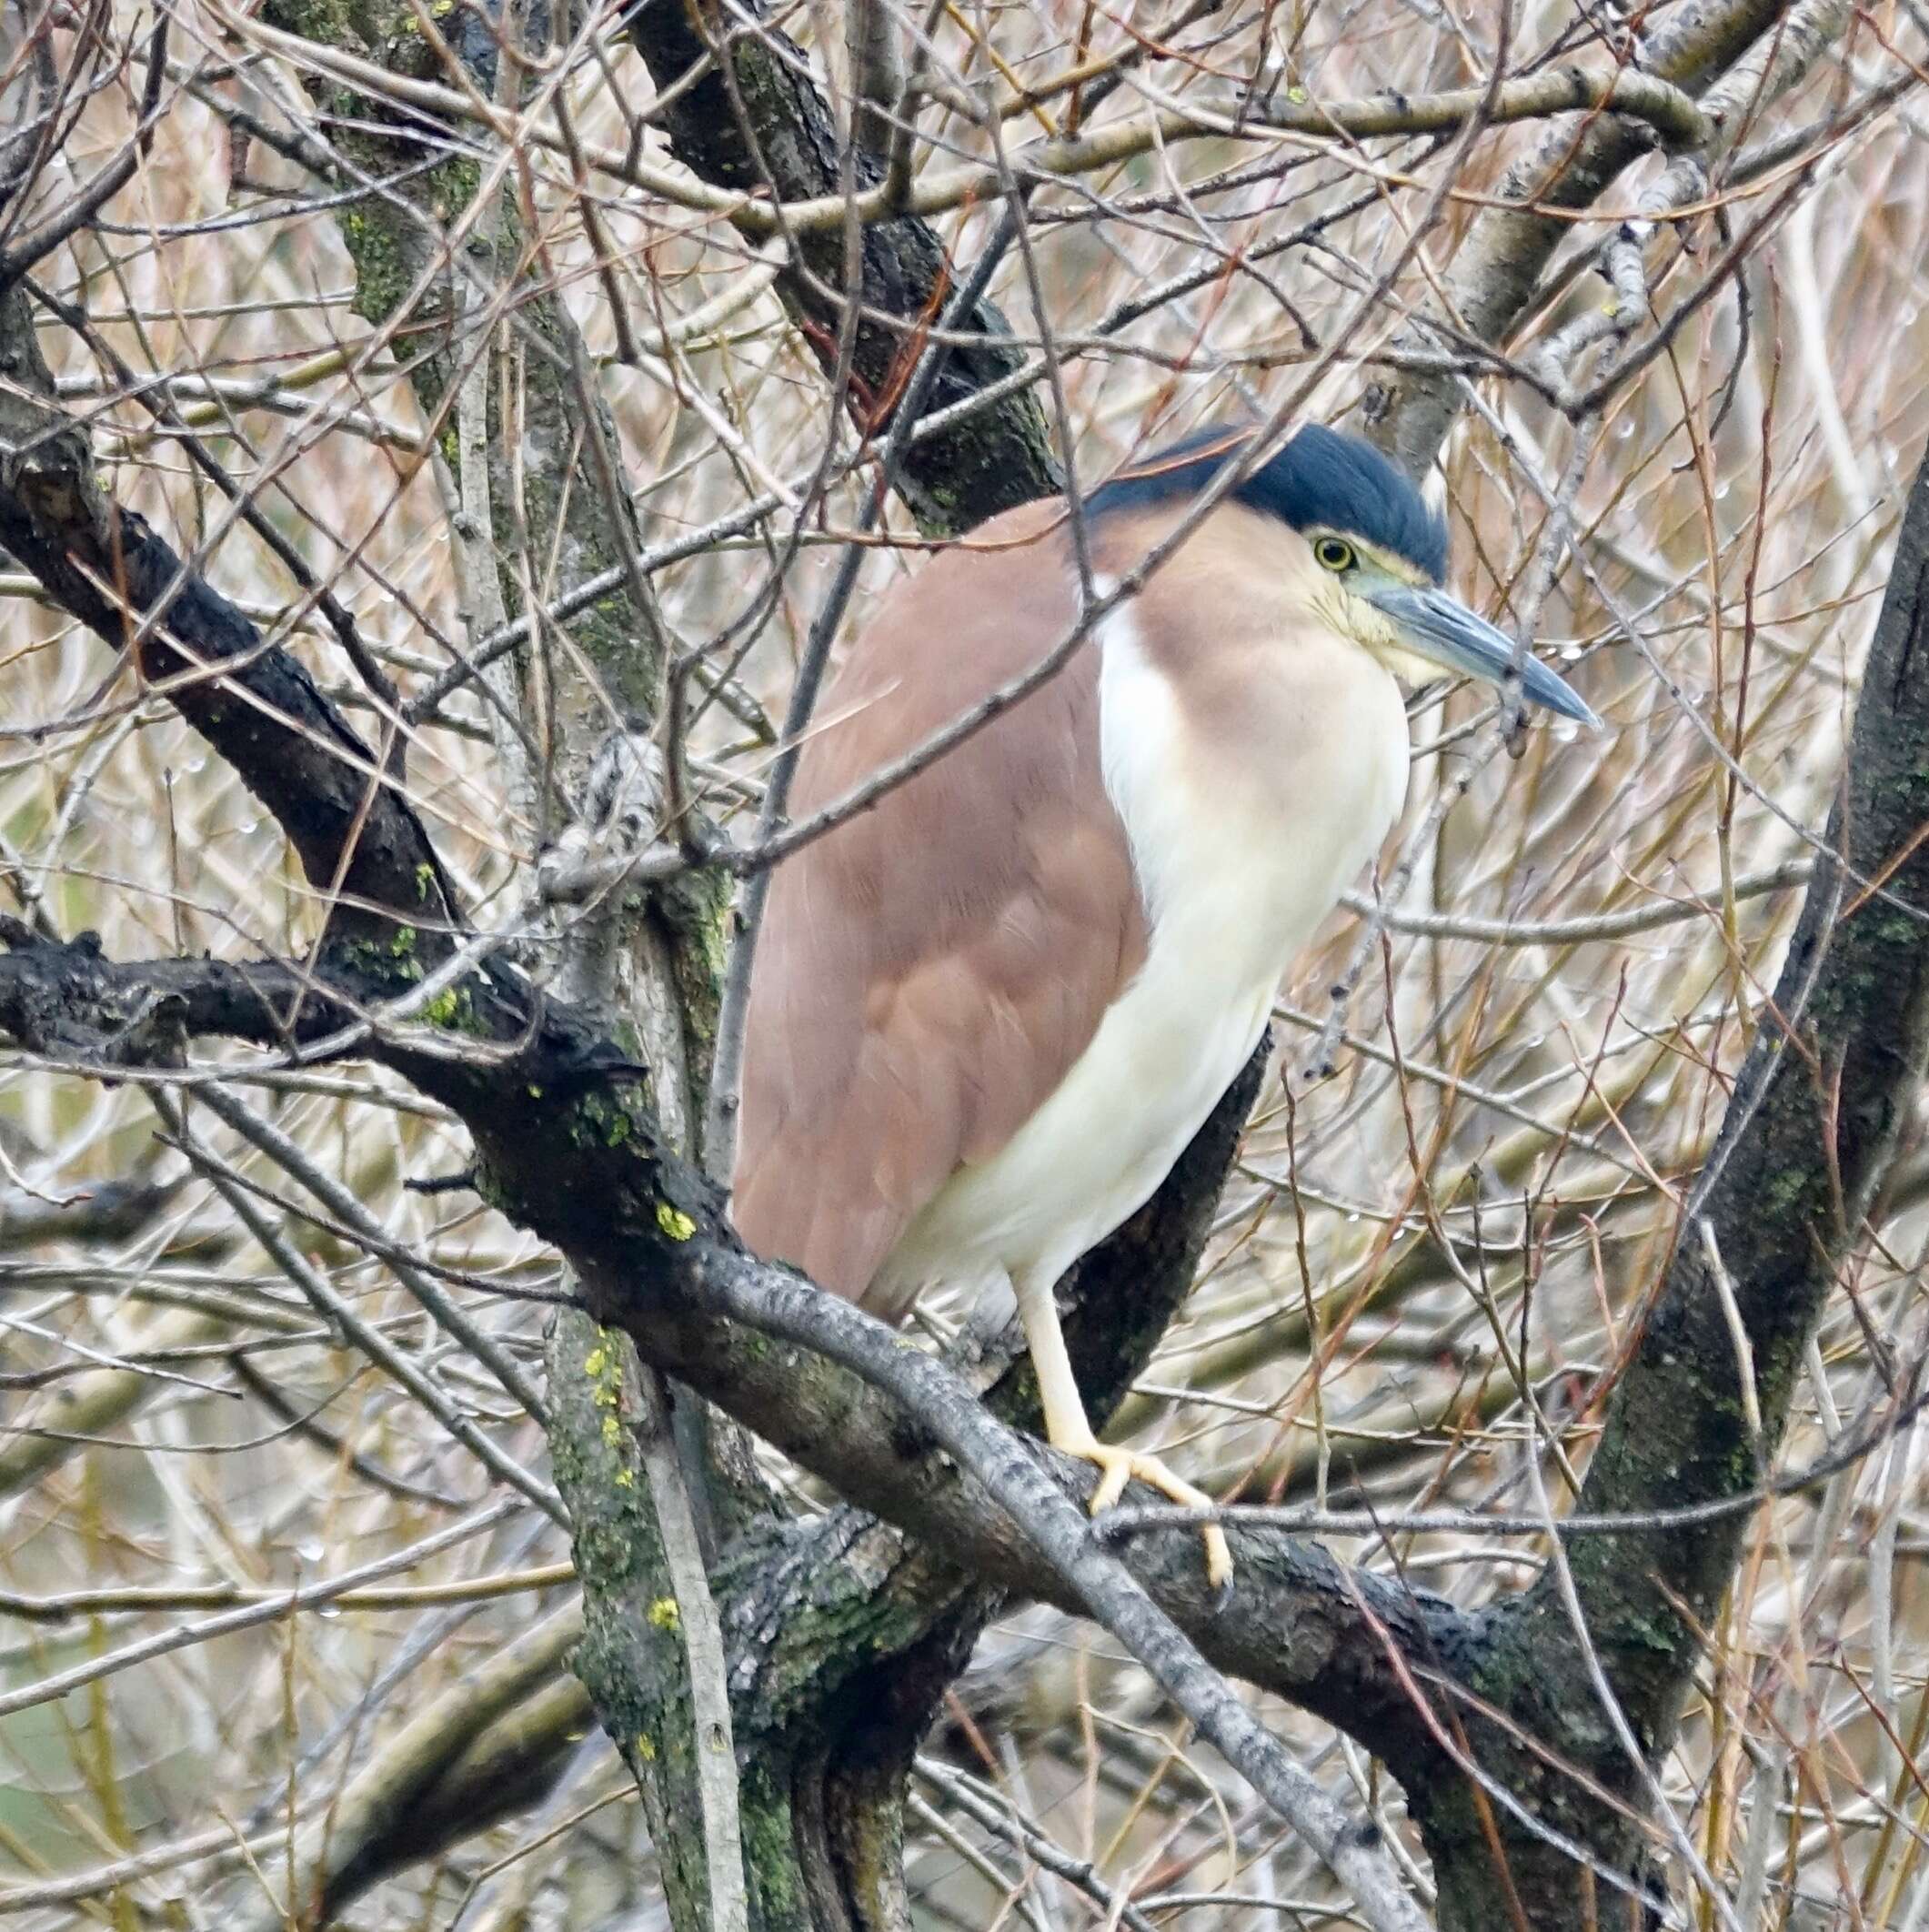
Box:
[1407,437,1929,1927]
[0,927,1467,1778]
[0,284,454,947]
[620,0,1059,532]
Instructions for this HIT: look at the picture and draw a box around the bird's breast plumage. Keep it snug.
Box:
[875,549,1412,1304]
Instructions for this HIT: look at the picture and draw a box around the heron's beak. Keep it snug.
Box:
[1368,583,1602,730]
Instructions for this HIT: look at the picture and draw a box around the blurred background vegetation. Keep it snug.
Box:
[3,0,1927,1924]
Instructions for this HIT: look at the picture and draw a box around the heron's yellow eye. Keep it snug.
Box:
[1313,536,1356,572]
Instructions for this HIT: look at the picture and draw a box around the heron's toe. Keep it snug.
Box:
[1081,1444,1136,1515]
[1066,1442,1233,1591]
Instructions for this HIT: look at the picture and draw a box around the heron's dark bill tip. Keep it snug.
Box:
[1518,659,1604,732]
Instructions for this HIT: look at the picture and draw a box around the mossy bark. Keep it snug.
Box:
[1407,438,1929,1930]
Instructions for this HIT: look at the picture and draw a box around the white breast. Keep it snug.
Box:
[877,604,1410,1304]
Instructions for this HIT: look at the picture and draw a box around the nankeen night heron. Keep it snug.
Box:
[733,421,1598,1585]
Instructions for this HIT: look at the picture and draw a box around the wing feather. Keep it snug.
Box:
[731,501,1146,1309]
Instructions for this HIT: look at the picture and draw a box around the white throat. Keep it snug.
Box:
[1096,599,1411,997]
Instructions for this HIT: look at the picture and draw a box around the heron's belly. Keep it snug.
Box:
[876,605,1410,1302]
[879,951,1281,1296]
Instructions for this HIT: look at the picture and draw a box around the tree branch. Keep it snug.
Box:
[1411,433,1929,1927]
[0,284,454,947]
[619,0,1059,532]
[0,927,1468,1772]
[1361,0,1799,477]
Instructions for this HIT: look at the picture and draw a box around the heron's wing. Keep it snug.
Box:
[732,499,1146,1311]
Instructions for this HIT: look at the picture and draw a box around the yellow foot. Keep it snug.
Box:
[1067,1439,1232,1592]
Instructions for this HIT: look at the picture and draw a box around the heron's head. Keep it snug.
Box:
[1099,422,1601,730]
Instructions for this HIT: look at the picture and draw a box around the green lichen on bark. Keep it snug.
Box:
[654,858,731,1118]
[547,1313,719,1926]
[547,1313,876,1932]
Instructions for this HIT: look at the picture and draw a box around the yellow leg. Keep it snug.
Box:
[1014,1269,1232,1590]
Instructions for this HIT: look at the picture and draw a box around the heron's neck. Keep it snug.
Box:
[1095,594,1411,990]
